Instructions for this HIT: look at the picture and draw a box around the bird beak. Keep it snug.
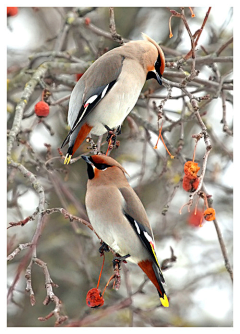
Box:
[82,155,95,180]
[81,155,92,165]
[153,69,162,85]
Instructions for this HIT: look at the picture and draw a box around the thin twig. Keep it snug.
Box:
[7,243,32,261]
[212,219,233,282]
[109,7,124,45]
[34,257,68,326]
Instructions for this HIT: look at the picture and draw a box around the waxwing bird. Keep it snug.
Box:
[82,154,169,307]
[61,33,165,164]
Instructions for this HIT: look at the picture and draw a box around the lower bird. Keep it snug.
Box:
[82,154,169,307]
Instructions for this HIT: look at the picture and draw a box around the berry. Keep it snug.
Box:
[184,161,200,179]
[188,209,204,227]
[34,101,50,117]
[204,208,216,221]
[76,73,83,81]
[182,175,200,192]
[86,288,104,308]
[7,7,18,17]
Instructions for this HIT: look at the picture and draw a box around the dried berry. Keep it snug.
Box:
[86,288,104,308]
[85,17,91,25]
[204,208,216,221]
[182,175,200,192]
[184,161,200,179]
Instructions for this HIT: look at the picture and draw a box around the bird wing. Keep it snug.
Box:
[119,186,164,280]
[61,53,125,148]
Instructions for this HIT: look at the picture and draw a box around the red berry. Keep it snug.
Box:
[84,17,91,25]
[182,175,200,192]
[86,288,104,308]
[34,101,50,117]
[7,7,18,17]
[188,209,204,227]
[76,73,83,81]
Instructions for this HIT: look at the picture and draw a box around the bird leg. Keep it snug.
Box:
[98,242,110,257]
[105,125,121,147]
[112,254,130,291]
[105,125,121,155]
[112,254,130,269]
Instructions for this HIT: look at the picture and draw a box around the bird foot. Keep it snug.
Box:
[112,254,130,269]
[105,125,121,147]
[99,242,110,256]
[111,254,129,290]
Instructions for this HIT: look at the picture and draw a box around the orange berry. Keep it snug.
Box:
[184,161,200,179]
[86,288,104,308]
[204,208,216,221]
[34,101,50,117]
[7,7,18,17]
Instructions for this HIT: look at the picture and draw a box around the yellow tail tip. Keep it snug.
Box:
[160,294,169,308]
[64,154,72,165]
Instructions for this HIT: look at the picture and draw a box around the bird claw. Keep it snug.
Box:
[99,242,110,256]
[105,125,121,147]
[111,254,129,290]
[112,254,130,269]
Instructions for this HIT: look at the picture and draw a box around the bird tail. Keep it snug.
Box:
[138,260,169,308]
[61,123,93,164]
[152,262,169,307]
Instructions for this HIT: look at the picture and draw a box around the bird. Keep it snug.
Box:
[61,33,165,164]
[82,154,169,307]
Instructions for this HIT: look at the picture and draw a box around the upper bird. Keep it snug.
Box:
[82,154,169,307]
[61,34,165,164]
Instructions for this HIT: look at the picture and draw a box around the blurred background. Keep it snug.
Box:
[7,7,233,327]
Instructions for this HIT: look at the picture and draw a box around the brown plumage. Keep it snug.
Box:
[82,154,169,307]
[61,34,165,164]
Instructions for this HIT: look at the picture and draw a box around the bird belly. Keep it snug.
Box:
[87,72,145,136]
[86,207,149,264]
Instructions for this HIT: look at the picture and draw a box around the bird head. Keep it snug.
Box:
[81,154,129,181]
[142,33,165,85]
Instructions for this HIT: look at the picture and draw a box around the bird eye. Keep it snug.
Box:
[94,163,110,170]
[155,54,161,74]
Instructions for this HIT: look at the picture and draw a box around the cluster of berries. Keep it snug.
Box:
[182,144,216,227]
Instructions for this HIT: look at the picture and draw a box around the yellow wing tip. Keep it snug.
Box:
[64,154,72,165]
[160,294,169,308]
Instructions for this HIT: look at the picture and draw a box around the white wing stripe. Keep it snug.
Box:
[101,85,109,98]
[85,94,98,105]
[134,221,141,234]
[71,104,89,132]
[143,231,153,243]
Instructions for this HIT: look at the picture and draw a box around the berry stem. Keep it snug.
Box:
[96,254,105,289]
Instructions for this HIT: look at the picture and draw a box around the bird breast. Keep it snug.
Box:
[85,184,149,263]
[87,58,146,136]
